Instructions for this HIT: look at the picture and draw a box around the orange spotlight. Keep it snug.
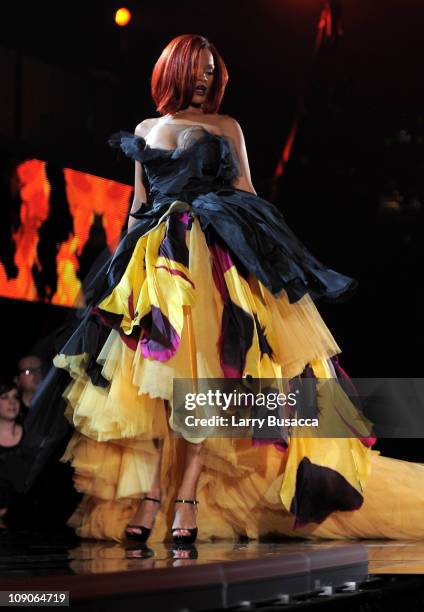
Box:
[115,7,132,27]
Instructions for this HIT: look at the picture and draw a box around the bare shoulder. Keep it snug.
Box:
[134,117,161,137]
[217,114,243,138]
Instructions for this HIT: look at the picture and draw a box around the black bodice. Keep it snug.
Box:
[108,128,357,304]
[111,128,239,205]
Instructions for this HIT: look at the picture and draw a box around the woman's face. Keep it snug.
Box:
[0,388,20,421]
[192,48,215,106]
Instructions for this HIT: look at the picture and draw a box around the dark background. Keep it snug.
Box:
[1,0,423,457]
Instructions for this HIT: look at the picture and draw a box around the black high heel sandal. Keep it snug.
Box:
[171,499,199,545]
[125,496,161,542]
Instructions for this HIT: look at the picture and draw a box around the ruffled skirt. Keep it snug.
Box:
[54,214,424,542]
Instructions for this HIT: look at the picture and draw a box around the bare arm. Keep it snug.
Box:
[127,120,150,232]
[222,116,257,195]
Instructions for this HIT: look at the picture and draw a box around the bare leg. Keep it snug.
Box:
[172,441,203,537]
[126,440,163,535]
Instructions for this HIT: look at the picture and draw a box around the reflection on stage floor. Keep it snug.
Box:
[2,530,424,578]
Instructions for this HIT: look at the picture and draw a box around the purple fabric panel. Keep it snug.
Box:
[139,305,180,362]
[158,212,190,267]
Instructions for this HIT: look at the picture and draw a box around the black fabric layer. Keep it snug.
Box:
[290,457,364,527]
[19,126,357,495]
[109,130,357,303]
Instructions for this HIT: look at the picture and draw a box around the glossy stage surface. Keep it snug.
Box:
[2,531,424,611]
[1,531,424,577]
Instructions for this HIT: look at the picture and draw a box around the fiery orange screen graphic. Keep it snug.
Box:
[0,159,133,307]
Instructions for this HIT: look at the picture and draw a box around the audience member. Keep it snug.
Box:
[14,355,44,422]
[0,378,22,532]
[0,368,80,536]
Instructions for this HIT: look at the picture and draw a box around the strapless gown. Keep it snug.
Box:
[26,126,424,542]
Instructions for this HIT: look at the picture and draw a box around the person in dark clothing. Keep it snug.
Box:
[0,378,22,532]
[14,355,44,422]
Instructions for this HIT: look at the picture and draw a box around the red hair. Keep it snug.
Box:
[151,34,229,115]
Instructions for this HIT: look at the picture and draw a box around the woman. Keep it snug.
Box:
[33,34,424,543]
[0,379,23,532]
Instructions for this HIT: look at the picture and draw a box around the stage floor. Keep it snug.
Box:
[2,531,424,578]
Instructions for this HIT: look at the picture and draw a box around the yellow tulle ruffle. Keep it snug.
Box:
[54,217,424,542]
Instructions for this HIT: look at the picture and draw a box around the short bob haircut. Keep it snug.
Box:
[151,34,229,116]
[0,377,17,397]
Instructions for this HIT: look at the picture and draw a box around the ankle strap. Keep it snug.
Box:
[175,499,199,505]
[143,496,161,504]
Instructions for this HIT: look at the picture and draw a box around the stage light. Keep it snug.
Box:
[115,7,132,27]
